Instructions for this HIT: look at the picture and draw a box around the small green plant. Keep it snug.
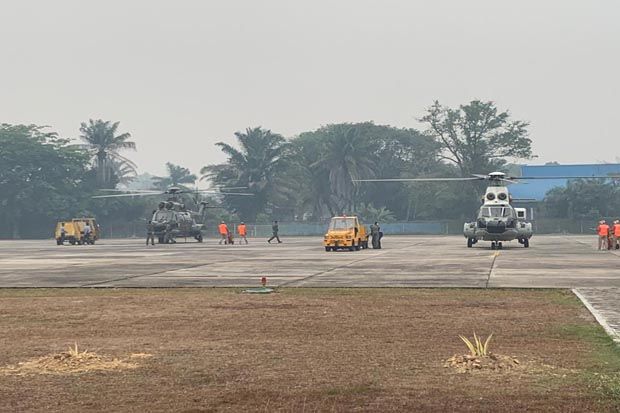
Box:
[459,332,493,356]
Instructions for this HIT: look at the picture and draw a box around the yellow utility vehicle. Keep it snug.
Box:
[54,218,100,245]
[72,218,100,244]
[324,215,369,251]
[54,221,81,245]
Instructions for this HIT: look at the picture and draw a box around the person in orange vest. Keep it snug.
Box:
[237,221,248,244]
[596,219,610,250]
[613,220,620,250]
[218,221,229,245]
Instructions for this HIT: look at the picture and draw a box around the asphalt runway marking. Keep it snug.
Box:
[280,241,427,287]
[485,251,501,288]
[80,259,240,287]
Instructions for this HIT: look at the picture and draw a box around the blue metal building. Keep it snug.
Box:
[509,163,620,201]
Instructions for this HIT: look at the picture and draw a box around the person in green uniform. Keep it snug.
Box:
[267,220,282,243]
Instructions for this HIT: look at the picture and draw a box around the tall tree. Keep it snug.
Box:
[420,100,533,175]
[79,119,136,187]
[201,127,289,221]
[0,124,91,238]
[153,162,197,190]
[308,124,377,214]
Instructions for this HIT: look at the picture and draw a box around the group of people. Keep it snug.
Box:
[218,221,248,245]
[218,220,281,245]
[596,219,620,250]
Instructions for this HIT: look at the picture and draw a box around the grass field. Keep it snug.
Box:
[1,288,619,412]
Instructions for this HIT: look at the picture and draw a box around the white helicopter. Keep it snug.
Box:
[356,171,614,249]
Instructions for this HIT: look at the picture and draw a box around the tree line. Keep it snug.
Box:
[7,99,609,239]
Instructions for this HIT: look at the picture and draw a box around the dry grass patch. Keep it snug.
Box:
[0,343,149,376]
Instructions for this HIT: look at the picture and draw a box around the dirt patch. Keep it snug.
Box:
[444,353,521,373]
[0,288,617,412]
[0,345,148,376]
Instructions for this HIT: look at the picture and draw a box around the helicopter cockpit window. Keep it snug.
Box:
[329,217,356,230]
[153,209,176,223]
[479,207,514,218]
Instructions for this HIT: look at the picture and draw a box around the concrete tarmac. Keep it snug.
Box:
[0,234,618,289]
[2,235,619,341]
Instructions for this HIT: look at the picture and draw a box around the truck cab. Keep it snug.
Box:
[324,216,368,251]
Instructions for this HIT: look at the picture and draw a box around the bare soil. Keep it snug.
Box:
[0,288,618,412]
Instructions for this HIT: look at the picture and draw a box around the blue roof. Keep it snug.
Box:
[509,163,620,201]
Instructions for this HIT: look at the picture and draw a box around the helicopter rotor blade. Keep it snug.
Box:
[509,175,620,180]
[92,192,164,199]
[353,177,482,182]
[95,189,161,193]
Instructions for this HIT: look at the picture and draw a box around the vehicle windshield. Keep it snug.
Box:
[479,207,513,218]
[329,217,356,230]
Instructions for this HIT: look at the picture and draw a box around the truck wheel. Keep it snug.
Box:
[467,238,473,248]
[523,239,529,248]
[355,240,361,251]
[196,234,203,243]
[325,247,330,252]
[70,239,76,245]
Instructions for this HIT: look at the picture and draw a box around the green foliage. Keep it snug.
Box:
[542,179,620,219]
[356,203,396,223]
[79,119,136,188]
[153,162,197,190]
[420,100,534,175]
[0,124,92,237]
[201,127,290,221]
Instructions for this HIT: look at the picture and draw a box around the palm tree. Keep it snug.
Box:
[201,127,288,221]
[79,119,136,187]
[109,158,137,186]
[313,125,377,213]
[153,162,197,190]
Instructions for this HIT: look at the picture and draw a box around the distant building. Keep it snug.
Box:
[509,163,620,201]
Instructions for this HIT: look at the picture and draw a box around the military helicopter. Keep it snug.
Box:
[93,186,251,243]
[356,171,615,249]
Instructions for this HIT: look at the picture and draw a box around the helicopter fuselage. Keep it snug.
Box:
[463,185,533,248]
[151,200,204,243]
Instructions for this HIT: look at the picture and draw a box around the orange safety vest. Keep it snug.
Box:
[218,223,228,235]
[614,224,620,237]
[597,224,610,236]
[237,224,247,236]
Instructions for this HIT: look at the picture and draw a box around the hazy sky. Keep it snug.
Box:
[1,0,618,176]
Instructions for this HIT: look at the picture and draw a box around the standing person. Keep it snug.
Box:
[59,223,66,244]
[267,220,282,243]
[613,220,620,250]
[370,222,380,249]
[218,221,229,245]
[237,221,248,244]
[146,221,155,246]
[82,221,92,244]
[597,219,610,250]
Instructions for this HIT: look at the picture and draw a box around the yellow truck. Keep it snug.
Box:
[54,218,100,245]
[323,215,369,251]
[72,218,100,244]
[55,221,81,245]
